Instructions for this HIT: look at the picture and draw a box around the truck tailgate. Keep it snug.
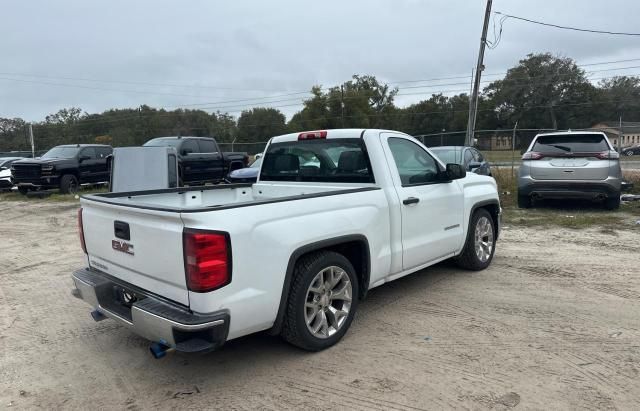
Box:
[81,200,189,306]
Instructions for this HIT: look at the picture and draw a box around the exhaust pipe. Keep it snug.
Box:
[90,309,107,322]
[150,340,175,359]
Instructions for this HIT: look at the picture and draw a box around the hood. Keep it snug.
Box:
[229,167,259,178]
[13,158,72,166]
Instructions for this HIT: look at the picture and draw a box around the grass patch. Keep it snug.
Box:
[0,187,107,203]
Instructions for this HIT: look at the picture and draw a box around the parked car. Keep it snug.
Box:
[143,136,248,185]
[71,128,501,357]
[430,146,492,176]
[12,145,112,194]
[0,157,24,190]
[518,131,621,209]
[622,145,640,156]
[225,157,262,183]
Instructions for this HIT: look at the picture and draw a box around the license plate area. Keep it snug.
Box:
[95,282,147,322]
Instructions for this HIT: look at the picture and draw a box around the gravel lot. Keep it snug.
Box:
[1,200,639,409]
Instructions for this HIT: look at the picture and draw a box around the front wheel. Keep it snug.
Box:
[604,194,621,210]
[281,251,359,351]
[455,208,496,271]
[59,174,79,194]
[517,193,532,208]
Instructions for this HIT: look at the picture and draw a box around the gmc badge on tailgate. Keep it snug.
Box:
[112,240,134,255]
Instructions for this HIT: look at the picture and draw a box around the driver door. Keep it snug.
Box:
[382,134,464,270]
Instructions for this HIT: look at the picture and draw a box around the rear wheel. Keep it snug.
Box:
[281,251,359,351]
[604,194,621,210]
[18,186,29,195]
[626,151,634,156]
[60,174,78,194]
[455,208,496,271]
[517,193,532,208]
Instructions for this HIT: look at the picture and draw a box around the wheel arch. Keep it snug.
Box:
[469,199,501,240]
[269,234,371,335]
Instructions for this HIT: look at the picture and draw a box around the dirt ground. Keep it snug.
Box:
[1,200,639,410]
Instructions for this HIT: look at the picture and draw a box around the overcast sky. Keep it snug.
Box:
[2,0,640,122]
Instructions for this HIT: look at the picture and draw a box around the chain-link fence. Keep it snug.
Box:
[218,142,268,155]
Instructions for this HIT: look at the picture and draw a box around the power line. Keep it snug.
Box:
[24,70,640,130]
[494,11,640,36]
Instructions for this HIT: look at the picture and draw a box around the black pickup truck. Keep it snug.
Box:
[12,144,112,194]
[143,136,248,185]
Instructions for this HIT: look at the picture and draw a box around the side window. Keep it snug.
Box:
[388,138,440,186]
[96,147,112,159]
[181,139,199,155]
[197,139,217,153]
[81,147,97,159]
[464,149,474,165]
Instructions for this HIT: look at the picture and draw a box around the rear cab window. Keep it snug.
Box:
[532,134,610,154]
[259,138,374,183]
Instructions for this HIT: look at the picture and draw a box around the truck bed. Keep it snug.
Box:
[83,182,377,212]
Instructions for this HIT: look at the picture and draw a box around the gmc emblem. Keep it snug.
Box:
[112,240,134,255]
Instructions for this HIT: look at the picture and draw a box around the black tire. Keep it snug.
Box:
[517,193,532,208]
[604,194,621,210]
[59,174,79,194]
[455,208,496,271]
[18,186,29,195]
[281,251,359,351]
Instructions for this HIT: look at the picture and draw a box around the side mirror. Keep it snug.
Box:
[444,163,466,180]
[468,161,482,171]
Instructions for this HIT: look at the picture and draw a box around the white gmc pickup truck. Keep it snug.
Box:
[72,129,501,358]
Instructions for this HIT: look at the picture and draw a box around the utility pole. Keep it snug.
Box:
[466,0,493,147]
[28,123,35,158]
[340,85,345,127]
[510,121,518,178]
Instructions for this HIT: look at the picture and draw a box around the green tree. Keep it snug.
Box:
[597,76,640,122]
[237,107,287,143]
[484,53,597,129]
[288,75,398,131]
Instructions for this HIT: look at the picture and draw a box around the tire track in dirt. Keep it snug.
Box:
[285,378,431,411]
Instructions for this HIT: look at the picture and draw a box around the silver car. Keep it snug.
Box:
[518,131,622,210]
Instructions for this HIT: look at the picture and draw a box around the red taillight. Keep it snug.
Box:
[183,229,231,292]
[298,130,327,140]
[595,150,619,160]
[522,152,543,160]
[77,208,87,254]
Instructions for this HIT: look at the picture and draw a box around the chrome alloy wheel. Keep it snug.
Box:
[304,266,352,339]
[474,216,494,263]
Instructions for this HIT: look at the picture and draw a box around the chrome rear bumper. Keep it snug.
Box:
[72,268,229,352]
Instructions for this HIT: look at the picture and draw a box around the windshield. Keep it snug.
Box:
[41,147,80,159]
[143,138,180,148]
[250,157,263,168]
[532,134,609,153]
[260,138,374,183]
[430,148,464,165]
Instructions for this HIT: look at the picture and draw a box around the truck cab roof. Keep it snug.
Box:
[270,129,411,143]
